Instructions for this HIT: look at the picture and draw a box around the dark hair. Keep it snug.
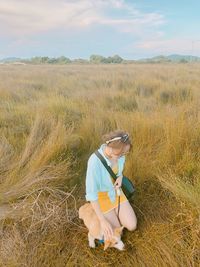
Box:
[102,129,132,151]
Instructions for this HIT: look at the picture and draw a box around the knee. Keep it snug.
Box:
[126,221,137,232]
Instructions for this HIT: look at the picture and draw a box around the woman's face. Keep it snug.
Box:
[106,144,130,160]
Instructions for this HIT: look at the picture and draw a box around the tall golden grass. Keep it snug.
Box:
[0,63,199,266]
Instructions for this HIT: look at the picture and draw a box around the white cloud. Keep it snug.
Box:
[0,0,165,36]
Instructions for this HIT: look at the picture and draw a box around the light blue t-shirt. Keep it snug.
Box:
[85,143,125,203]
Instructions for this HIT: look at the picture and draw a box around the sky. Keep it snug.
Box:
[0,0,200,60]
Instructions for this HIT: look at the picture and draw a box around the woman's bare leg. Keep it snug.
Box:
[103,208,121,228]
[114,201,137,231]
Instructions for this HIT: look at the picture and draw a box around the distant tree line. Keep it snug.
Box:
[22,54,132,64]
[30,56,72,64]
[4,54,198,65]
[89,54,123,63]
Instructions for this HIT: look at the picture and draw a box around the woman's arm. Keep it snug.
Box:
[85,155,100,201]
[85,155,113,239]
[90,200,114,239]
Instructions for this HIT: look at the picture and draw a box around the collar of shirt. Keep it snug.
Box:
[97,143,114,167]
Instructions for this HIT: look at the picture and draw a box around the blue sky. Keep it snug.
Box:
[0,0,200,59]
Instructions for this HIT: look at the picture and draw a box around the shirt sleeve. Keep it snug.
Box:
[85,155,100,201]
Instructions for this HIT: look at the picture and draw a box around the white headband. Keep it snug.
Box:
[105,134,129,144]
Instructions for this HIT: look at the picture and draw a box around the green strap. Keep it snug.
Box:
[94,150,118,180]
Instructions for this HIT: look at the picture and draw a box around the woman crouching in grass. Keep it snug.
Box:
[85,130,137,241]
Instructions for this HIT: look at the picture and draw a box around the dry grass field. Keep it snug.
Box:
[0,63,199,267]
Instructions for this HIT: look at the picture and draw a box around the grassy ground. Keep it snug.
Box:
[0,63,199,267]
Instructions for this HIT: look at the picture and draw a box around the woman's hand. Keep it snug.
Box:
[100,218,114,240]
[113,175,123,189]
